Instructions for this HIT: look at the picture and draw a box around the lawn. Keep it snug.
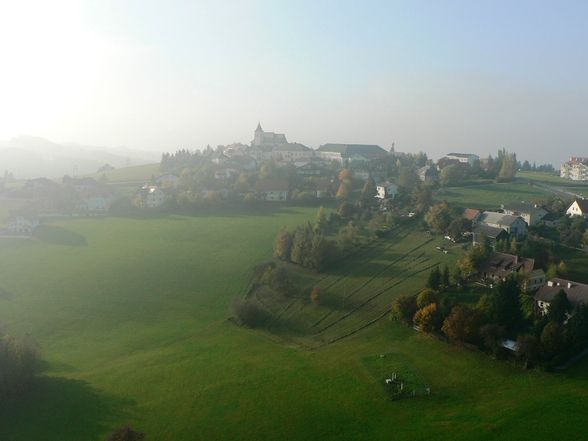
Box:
[435,181,555,210]
[1,206,588,441]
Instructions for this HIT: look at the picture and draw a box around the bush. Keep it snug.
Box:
[107,426,145,441]
[232,299,269,328]
[0,333,40,395]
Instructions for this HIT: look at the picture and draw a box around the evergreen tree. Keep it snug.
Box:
[427,267,441,290]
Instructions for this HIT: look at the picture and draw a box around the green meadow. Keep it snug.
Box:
[435,181,555,210]
[1,192,588,440]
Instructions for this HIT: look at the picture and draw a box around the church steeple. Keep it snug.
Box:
[255,122,263,132]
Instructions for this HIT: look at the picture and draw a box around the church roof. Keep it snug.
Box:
[256,122,263,132]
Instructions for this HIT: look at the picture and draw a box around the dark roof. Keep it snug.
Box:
[447,153,479,158]
[317,144,387,158]
[572,199,588,213]
[473,224,508,239]
[478,252,535,278]
[535,278,588,307]
[502,201,546,215]
[255,178,289,192]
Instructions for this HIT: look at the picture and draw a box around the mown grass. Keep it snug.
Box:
[0,206,588,441]
[435,181,554,210]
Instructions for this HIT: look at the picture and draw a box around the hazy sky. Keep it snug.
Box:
[0,0,586,163]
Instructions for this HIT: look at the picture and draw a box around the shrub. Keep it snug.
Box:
[0,333,40,396]
[107,426,145,441]
[232,299,269,328]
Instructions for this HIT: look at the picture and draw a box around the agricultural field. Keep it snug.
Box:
[88,163,161,184]
[435,181,555,210]
[518,171,588,197]
[1,205,588,441]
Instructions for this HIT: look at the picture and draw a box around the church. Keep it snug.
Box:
[252,123,288,147]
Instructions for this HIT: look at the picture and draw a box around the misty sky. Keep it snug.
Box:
[0,0,586,164]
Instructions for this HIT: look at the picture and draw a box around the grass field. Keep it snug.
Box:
[88,163,161,183]
[435,181,554,210]
[1,204,588,440]
[518,171,588,197]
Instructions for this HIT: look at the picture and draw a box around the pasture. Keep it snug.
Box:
[435,181,555,210]
[1,205,588,440]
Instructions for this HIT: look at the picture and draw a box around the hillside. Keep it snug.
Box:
[0,136,160,179]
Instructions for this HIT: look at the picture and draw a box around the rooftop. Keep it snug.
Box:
[317,143,387,157]
[535,278,588,307]
[480,211,525,227]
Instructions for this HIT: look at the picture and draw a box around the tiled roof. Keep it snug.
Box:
[535,278,588,307]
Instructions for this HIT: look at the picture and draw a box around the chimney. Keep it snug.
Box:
[568,282,573,289]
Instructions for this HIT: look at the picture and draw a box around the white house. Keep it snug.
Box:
[566,199,588,219]
[78,195,113,214]
[478,211,528,239]
[375,182,398,200]
[134,185,166,208]
[7,216,39,234]
[561,157,588,181]
[444,153,480,166]
[254,178,289,201]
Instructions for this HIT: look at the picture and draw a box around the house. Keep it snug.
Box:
[501,201,548,226]
[375,182,398,200]
[296,160,329,177]
[463,208,482,225]
[566,199,588,219]
[133,185,166,208]
[478,211,528,239]
[444,153,480,167]
[6,215,39,234]
[77,188,115,214]
[539,212,563,228]
[535,278,588,315]
[472,224,509,247]
[417,165,439,184]
[477,252,535,283]
[271,143,314,162]
[156,174,179,189]
[316,143,388,164]
[254,178,289,201]
[560,157,588,181]
[525,269,547,293]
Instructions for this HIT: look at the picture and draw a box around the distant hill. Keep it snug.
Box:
[0,135,162,179]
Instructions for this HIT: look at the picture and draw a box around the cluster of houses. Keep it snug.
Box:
[561,156,588,181]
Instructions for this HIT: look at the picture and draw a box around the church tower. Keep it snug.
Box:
[253,122,264,146]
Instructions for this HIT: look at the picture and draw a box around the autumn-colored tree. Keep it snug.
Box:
[413,303,439,333]
[424,202,453,233]
[336,181,350,200]
[310,286,321,304]
[391,295,418,324]
[416,288,439,309]
[441,305,484,344]
[557,261,568,277]
[273,228,293,261]
[338,169,352,181]
[315,206,328,232]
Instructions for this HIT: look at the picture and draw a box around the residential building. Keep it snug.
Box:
[444,153,480,167]
[463,208,482,225]
[133,185,166,208]
[535,278,588,315]
[501,201,548,226]
[316,143,388,164]
[566,199,588,219]
[6,215,39,234]
[478,211,528,239]
[271,143,314,162]
[417,165,438,183]
[375,182,398,200]
[477,252,535,283]
[472,224,509,247]
[526,269,547,293]
[560,157,588,181]
[254,178,289,201]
